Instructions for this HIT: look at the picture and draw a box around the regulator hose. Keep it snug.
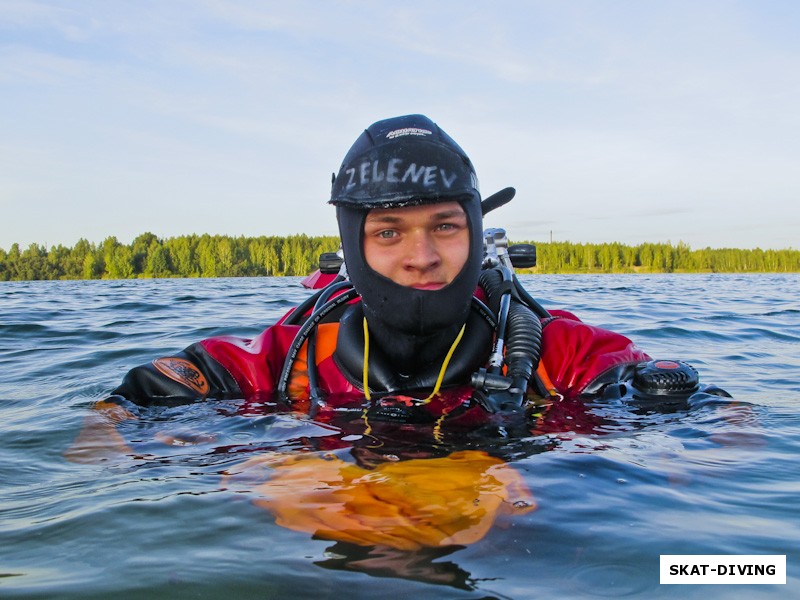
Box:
[484,266,512,374]
[476,267,543,411]
[276,285,359,401]
[512,273,550,319]
[504,297,542,384]
[306,280,355,404]
[284,274,346,326]
[280,285,499,404]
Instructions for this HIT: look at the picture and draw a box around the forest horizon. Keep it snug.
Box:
[1,232,798,281]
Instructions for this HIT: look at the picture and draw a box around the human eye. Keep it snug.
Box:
[435,220,465,234]
[376,229,397,239]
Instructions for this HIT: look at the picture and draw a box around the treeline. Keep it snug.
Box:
[0,233,340,281]
[528,241,800,274]
[0,235,798,281]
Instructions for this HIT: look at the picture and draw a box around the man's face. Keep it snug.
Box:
[362,201,470,290]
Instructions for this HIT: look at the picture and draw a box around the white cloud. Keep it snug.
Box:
[2,1,799,249]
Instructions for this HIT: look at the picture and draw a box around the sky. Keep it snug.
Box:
[1,0,799,251]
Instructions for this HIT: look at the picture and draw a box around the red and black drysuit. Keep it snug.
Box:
[111,290,650,432]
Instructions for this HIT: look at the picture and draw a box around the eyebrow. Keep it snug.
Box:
[365,209,467,224]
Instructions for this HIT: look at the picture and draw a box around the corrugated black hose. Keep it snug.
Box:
[475,267,543,412]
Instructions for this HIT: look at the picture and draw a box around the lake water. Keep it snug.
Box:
[1,274,798,599]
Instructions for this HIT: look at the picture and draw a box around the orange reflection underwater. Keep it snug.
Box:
[224,450,536,551]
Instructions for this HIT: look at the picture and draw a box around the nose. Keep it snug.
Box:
[403,231,441,272]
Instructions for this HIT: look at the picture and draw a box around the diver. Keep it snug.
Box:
[92,114,723,432]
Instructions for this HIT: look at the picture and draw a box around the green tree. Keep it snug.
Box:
[18,243,48,280]
[166,236,197,277]
[82,250,103,279]
[3,234,799,279]
[196,235,217,277]
[131,232,159,275]
[144,241,171,278]
[0,247,7,281]
[46,245,70,279]
[107,245,135,279]
[215,237,234,277]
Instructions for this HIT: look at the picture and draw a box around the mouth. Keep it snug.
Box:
[410,282,446,291]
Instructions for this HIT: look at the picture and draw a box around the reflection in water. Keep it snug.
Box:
[8,275,794,598]
[223,449,535,551]
[316,542,476,591]
[66,389,745,592]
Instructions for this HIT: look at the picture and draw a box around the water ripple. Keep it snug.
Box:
[1,274,798,598]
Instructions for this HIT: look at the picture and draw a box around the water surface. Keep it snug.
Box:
[1,274,798,599]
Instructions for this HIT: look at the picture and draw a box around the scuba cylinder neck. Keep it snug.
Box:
[483,228,514,271]
[481,228,514,372]
[471,227,547,413]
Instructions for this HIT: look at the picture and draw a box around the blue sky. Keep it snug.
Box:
[1,0,798,250]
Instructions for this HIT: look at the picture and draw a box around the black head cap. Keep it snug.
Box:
[330,114,480,209]
[329,115,484,343]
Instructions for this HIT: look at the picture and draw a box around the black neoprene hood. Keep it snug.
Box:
[330,114,480,209]
[329,114,484,340]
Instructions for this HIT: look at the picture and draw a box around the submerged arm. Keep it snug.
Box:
[64,396,139,463]
[65,342,243,463]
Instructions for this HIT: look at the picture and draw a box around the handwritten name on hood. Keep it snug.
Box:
[344,158,461,191]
